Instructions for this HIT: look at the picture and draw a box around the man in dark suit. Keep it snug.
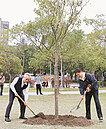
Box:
[75,68,103,120]
[5,73,31,122]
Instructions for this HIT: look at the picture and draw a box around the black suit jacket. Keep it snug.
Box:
[79,73,98,95]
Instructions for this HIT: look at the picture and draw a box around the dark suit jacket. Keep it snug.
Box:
[79,73,98,95]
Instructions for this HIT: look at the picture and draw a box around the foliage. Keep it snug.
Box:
[24,0,90,75]
[25,0,90,118]
[97,81,101,88]
[82,14,106,73]
[0,43,21,82]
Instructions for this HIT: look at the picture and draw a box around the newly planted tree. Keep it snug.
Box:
[25,0,90,118]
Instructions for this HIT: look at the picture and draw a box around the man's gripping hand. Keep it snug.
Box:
[86,84,91,92]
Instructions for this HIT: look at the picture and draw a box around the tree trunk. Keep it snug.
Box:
[9,73,12,87]
[101,71,104,87]
[40,65,42,75]
[54,47,59,119]
[21,62,24,76]
[21,45,25,76]
[63,64,65,88]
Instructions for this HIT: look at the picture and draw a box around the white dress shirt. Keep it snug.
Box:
[79,72,86,81]
[35,76,41,85]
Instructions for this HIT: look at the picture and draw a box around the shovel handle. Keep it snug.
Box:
[70,85,91,113]
[77,90,87,108]
[16,94,25,103]
[79,84,91,103]
[80,90,87,103]
[17,94,36,116]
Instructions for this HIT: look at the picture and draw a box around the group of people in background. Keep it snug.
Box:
[0,68,103,122]
[42,81,48,88]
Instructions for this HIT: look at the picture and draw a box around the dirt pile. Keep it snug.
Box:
[37,112,46,119]
[23,112,94,127]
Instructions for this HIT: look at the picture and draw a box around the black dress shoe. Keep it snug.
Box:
[99,117,103,120]
[85,116,91,120]
[40,93,43,95]
[5,117,11,122]
[19,116,27,119]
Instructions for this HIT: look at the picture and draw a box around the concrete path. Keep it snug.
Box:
[2,83,106,96]
[2,90,106,96]
[4,83,80,88]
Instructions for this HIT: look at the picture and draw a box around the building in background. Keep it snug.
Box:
[0,18,9,44]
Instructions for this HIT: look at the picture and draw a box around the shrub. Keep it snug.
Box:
[72,80,79,83]
[97,81,101,87]
[103,81,106,87]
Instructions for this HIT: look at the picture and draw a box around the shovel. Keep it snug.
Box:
[17,95,39,118]
[70,90,87,113]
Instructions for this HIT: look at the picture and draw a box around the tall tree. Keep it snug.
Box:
[83,14,106,85]
[0,43,21,85]
[25,0,90,118]
[10,22,27,75]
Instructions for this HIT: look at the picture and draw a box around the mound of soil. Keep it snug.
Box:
[23,112,94,127]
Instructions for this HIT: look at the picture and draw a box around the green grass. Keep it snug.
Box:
[0,93,106,129]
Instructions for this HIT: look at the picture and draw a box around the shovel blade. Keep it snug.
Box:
[34,115,39,118]
[70,105,80,113]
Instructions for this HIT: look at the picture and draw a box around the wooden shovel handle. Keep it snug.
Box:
[16,94,31,111]
[16,94,37,116]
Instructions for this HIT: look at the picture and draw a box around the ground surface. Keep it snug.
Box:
[0,88,106,129]
[23,112,94,127]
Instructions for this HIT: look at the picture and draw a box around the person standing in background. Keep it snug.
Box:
[0,72,5,96]
[35,74,43,95]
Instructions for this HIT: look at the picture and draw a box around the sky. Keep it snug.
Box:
[0,0,106,34]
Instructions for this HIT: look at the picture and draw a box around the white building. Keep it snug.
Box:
[0,18,9,44]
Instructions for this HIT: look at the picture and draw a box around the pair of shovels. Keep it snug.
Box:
[17,95,39,118]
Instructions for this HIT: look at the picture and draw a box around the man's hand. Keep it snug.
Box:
[15,93,18,97]
[24,102,27,106]
[0,82,4,84]
[81,95,84,100]
[15,94,27,106]
[86,87,91,92]
[87,84,91,87]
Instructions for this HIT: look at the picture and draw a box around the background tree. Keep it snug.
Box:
[10,22,27,75]
[0,43,21,85]
[83,14,106,86]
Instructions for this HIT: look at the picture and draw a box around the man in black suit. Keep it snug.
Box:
[5,73,31,122]
[75,68,103,120]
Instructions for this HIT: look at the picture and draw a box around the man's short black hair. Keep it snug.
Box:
[75,68,82,73]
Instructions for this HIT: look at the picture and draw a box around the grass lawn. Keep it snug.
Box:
[0,92,106,129]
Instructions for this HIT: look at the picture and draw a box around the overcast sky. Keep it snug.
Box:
[0,0,106,33]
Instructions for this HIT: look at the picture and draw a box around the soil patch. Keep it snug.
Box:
[23,112,94,127]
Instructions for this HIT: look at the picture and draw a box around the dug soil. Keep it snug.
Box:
[23,112,94,127]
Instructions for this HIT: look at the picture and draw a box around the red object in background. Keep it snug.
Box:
[70,79,73,83]
[29,80,35,87]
